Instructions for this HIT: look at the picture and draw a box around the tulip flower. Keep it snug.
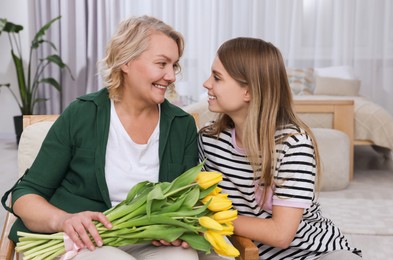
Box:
[196,171,223,189]
[204,230,240,257]
[199,216,223,231]
[215,223,235,236]
[213,210,238,224]
[209,186,222,196]
[202,195,232,212]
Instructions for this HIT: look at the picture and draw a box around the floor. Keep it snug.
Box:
[0,137,392,259]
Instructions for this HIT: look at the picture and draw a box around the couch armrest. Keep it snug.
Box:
[0,211,16,260]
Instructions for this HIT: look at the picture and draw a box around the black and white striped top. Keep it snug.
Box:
[198,125,362,259]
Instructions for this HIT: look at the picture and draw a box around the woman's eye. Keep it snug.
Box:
[213,75,220,81]
[159,62,167,67]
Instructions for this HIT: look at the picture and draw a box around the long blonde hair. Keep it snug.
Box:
[98,15,184,101]
[201,37,320,204]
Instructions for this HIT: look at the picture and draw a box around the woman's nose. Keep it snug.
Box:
[164,67,176,83]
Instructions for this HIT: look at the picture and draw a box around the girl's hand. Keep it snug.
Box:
[151,239,190,248]
[60,211,112,251]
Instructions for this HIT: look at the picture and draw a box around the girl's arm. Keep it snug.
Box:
[233,205,304,248]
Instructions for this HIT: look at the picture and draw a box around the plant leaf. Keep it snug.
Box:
[180,233,212,253]
[44,54,75,80]
[160,195,187,214]
[163,161,205,195]
[182,186,200,209]
[11,50,28,114]
[44,54,66,68]
[109,225,188,242]
[146,184,166,217]
[199,184,218,199]
[39,77,61,91]
[0,20,23,33]
[31,16,61,48]
[33,97,48,104]
[124,181,151,204]
[0,18,7,33]
[112,215,198,233]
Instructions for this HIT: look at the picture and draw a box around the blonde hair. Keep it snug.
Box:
[98,16,184,101]
[201,37,321,205]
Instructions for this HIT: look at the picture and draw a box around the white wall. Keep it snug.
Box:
[0,0,30,138]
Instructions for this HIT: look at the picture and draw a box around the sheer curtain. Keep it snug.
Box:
[31,0,393,115]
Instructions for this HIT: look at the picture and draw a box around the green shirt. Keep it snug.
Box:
[6,88,198,242]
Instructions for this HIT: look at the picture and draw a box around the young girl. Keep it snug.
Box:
[198,37,362,259]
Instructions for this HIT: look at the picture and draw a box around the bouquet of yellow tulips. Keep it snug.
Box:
[15,162,240,259]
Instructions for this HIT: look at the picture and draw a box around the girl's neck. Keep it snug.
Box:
[232,119,245,149]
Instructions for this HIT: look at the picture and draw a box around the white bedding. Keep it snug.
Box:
[294,95,393,151]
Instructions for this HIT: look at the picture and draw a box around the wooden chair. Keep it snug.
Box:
[0,115,58,260]
[0,115,258,260]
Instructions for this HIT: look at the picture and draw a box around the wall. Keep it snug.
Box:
[0,0,30,138]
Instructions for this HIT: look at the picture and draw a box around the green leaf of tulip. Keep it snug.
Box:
[15,161,240,259]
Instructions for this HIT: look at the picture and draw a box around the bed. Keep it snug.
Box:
[286,65,393,157]
[294,95,393,154]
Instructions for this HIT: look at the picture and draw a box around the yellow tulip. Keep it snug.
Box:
[196,171,223,189]
[201,195,212,204]
[202,196,232,212]
[215,223,234,235]
[198,216,223,231]
[204,230,240,257]
[209,186,222,196]
[213,210,238,224]
[214,244,241,258]
[215,193,228,198]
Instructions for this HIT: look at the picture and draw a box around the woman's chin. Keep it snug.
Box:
[207,103,220,113]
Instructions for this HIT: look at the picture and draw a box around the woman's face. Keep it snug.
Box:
[203,56,250,117]
[121,32,179,105]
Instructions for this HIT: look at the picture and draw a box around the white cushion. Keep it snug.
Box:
[313,128,350,191]
[18,121,54,177]
[314,65,357,80]
[314,76,361,96]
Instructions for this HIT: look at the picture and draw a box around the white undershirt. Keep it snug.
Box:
[105,100,160,206]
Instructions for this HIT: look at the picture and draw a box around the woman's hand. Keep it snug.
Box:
[151,239,190,248]
[60,211,112,251]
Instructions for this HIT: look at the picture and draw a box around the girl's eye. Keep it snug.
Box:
[173,63,180,72]
[159,62,167,67]
[213,75,220,81]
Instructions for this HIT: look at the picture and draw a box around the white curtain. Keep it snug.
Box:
[31,0,393,115]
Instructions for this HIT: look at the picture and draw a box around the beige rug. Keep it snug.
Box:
[319,197,393,235]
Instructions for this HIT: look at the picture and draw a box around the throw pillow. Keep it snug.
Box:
[286,67,314,95]
[314,76,361,96]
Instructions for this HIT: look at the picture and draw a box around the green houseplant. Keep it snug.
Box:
[0,16,72,143]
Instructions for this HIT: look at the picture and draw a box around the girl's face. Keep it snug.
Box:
[203,56,250,117]
[121,32,179,105]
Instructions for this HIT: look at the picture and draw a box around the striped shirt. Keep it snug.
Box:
[198,125,362,259]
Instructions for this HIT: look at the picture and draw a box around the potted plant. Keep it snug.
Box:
[0,16,73,144]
